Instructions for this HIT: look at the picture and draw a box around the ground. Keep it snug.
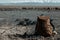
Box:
[0,8,60,40]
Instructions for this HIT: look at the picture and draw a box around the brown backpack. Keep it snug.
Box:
[35,16,53,37]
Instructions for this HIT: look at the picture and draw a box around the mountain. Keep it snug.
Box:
[0,2,60,6]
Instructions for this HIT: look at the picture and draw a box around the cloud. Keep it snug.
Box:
[9,0,44,3]
[0,0,44,3]
[0,0,60,3]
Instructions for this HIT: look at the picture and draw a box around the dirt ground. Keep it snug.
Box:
[0,8,60,40]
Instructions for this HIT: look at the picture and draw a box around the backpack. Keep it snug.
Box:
[35,16,53,37]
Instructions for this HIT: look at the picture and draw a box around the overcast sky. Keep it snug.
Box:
[0,0,60,3]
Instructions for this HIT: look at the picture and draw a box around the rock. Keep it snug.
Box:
[26,20,31,25]
[1,26,27,36]
[26,25,35,35]
[15,18,36,26]
[15,19,20,22]
[30,21,36,25]
[16,26,27,35]
[35,16,53,37]
[0,29,5,35]
[24,18,29,21]
[17,21,27,26]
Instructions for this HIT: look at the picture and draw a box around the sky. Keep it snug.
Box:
[0,0,60,3]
